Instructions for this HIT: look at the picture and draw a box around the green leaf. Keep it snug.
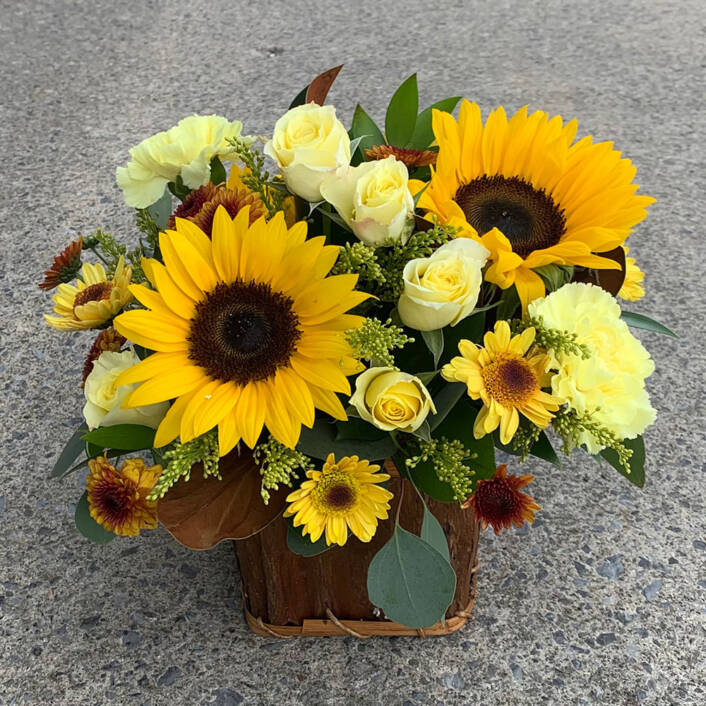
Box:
[621,311,677,337]
[146,187,172,230]
[167,175,190,201]
[50,425,89,478]
[407,96,461,149]
[335,416,387,442]
[496,286,520,320]
[534,264,574,293]
[421,329,444,368]
[289,86,308,109]
[600,436,645,487]
[429,382,467,431]
[286,517,332,557]
[209,155,227,185]
[85,441,104,459]
[297,419,396,462]
[367,523,456,628]
[412,420,432,442]
[398,452,455,502]
[82,424,156,452]
[493,429,561,467]
[420,507,450,562]
[74,492,115,544]
[351,104,385,156]
[440,311,485,365]
[413,182,430,206]
[416,371,438,385]
[385,74,418,147]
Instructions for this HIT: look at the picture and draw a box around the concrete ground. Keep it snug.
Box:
[1,0,705,704]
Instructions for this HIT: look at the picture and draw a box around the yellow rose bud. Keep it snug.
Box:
[116,115,250,208]
[397,239,490,331]
[83,350,169,430]
[264,103,351,202]
[349,367,436,433]
[320,156,415,246]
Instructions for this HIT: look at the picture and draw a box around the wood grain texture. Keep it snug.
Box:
[234,459,480,628]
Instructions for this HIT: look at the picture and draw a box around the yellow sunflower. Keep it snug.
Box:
[113,206,368,455]
[284,453,393,546]
[44,256,133,331]
[441,320,560,444]
[413,102,655,311]
[618,246,645,301]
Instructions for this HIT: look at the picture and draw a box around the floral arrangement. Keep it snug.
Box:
[42,67,674,630]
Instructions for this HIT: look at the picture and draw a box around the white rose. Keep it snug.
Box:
[83,350,169,430]
[263,103,350,202]
[320,156,415,246]
[397,238,490,331]
[349,367,436,433]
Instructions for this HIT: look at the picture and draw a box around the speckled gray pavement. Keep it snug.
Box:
[1,0,705,704]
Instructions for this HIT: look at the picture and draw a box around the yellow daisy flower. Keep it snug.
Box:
[44,256,133,331]
[86,456,161,536]
[113,206,368,455]
[618,246,645,301]
[413,101,655,312]
[442,320,560,444]
[284,453,393,546]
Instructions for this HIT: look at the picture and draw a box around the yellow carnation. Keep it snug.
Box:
[116,115,251,208]
[528,283,656,452]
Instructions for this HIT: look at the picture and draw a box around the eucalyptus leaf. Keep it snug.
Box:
[385,74,419,147]
[349,135,368,156]
[367,523,456,628]
[620,311,677,337]
[351,104,385,155]
[421,329,444,368]
[599,435,645,487]
[82,424,156,452]
[74,491,115,544]
[407,96,461,149]
[146,188,172,230]
[286,517,332,557]
[50,425,89,478]
[420,507,450,563]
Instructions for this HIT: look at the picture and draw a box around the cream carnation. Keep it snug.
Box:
[528,282,656,452]
[116,115,249,208]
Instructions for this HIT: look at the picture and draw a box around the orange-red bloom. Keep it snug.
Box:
[39,237,83,291]
[464,464,539,534]
[364,144,437,168]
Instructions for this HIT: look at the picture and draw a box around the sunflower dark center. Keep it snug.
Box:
[324,484,355,509]
[455,176,566,258]
[188,280,301,386]
[74,282,112,309]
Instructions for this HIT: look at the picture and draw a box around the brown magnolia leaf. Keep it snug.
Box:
[572,246,626,296]
[157,450,290,550]
[305,64,343,105]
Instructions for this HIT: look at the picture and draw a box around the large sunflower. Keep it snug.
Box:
[113,206,368,455]
[413,101,654,311]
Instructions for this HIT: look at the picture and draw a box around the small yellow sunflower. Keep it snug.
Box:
[413,101,655,311]
[44,256,133,331]
[442,320,560,444]
[284,453,393,546]
[618,246,645,301]
[113,206,368,455]
[86,456,161,536]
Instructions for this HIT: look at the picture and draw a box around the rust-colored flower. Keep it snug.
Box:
[364,144,437,168]
[166,183,219,229]
[191,186,266,235]
[39,237,83,291]
[86,457,161,536]
[82,328,126,386]
[463,464,539,535]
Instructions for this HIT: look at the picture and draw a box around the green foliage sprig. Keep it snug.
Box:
[332,241,386,289]
[513,315,591,360]
[552,408,633,473]
[253,435,312,503]
[147,430,220,501]
[405,436,477,502]
[510,423,543,462]
[345,317,414,367]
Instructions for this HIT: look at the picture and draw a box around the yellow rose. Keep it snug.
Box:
[116,115,250,208]
[320,156,415,246]
[83,350,169,430]
[528,282,656,452]
[264,103,350,202]
[349,367,436,433]
[397,239,490,331]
